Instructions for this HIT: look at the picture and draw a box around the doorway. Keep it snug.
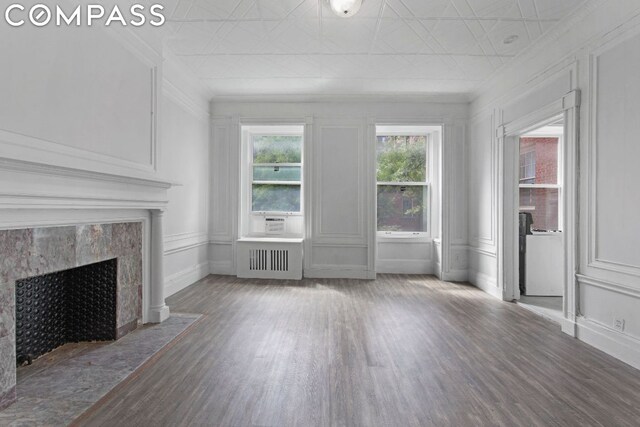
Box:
[515,118,564,323]
[501,113,569,324]
[498,90,580,336]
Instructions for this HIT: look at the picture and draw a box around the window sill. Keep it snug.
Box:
[250,212,303,217]
[238,237,304,244]
[377,232,431,242]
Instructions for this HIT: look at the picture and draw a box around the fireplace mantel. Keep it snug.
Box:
[0,156,176,210]
[0,156,176,409]
[0,155,175,314]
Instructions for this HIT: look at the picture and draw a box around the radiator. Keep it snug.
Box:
[236,238,303,280]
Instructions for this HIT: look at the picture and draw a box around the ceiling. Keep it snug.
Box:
[164,0,586,98]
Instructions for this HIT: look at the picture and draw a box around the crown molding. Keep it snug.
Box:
[210,92,472,105]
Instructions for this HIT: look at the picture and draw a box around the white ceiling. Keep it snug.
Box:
[164,0,586,98]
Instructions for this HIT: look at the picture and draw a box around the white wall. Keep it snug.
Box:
[210,100,468,279]
[160,57,211,296]
[467,0,640,368]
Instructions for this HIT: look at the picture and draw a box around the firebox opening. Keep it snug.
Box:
[15,258,118,366]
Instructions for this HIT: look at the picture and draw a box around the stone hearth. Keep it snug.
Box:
[0,222,143,409]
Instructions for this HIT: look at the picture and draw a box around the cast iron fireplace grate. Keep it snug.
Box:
[15,258,118,366]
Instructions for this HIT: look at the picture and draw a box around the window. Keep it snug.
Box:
[376,131,429,233]
[519,134,561,231]
[240,125,305,238]
[251,134,302,213]
[520,150,535,184]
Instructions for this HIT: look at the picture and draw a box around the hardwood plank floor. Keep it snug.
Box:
[78,275,640,426]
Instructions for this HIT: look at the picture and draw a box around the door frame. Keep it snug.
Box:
[497,90,580,336]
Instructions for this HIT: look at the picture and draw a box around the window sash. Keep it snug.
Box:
[376,183,429,234]
[519,150,535,183]
[252,162,301,167]
[518,187,561,231]
[249,134,303,214]
[251,184,301,213]
[376,134,428,183]
[377,181,428,186]
[252,181,301,185]
[518,184,560,189]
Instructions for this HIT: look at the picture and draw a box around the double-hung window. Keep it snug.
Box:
[240,125,304,238]
[249,131,303,215]
[376,128,429,235]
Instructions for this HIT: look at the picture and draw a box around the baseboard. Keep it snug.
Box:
[164,261,210,297]
[562,318,577,337]
[209,260,233,276]
[576,317,640,370]
[304,266,375,280]
[376,259,433,275]
[468,270,502,299]
[434,262,442,279]
[441,269,468,282]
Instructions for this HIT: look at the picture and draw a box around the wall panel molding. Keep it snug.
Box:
[313,121,366,245]
[0,44,159,176]
[467,245,497,258]
[209,121,235,242]
[468,113,497,248]
[586,26,640,279]
[0,118,157,177]
[577,274,640,300]
[164,231,209,255]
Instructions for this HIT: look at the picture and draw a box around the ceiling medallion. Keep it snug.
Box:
[328,0,363,18]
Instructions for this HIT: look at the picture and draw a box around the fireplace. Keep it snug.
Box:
[15,259,118,366]
[0,222,146,409]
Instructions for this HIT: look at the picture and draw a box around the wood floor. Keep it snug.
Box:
[78,275,640,426]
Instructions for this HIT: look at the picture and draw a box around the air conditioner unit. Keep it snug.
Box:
[265,217,285,234]
[236,238,303,280]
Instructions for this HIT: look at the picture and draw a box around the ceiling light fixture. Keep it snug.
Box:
[328,0,363,18]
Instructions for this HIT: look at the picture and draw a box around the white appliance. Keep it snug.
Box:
[265,217,286,234]
[525,233,563,296]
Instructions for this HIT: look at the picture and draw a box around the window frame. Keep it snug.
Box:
[518,132,563,232]
[375,128,432,238]
[248,130,304,217]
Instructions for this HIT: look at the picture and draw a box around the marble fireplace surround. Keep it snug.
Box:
[0,222,146,409]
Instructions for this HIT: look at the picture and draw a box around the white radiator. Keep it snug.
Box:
[236,238,303,280]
